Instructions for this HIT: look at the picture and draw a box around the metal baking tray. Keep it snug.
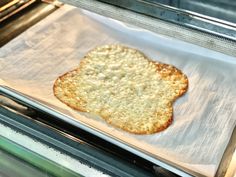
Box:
[0,0,37,22]
[0,5,235,177]
[0,85,195,176]
[0,91,158,177]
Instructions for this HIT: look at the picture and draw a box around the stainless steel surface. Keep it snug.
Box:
[0,0,20,12]
[62,0,236,57]
[146,0,236,24]
[0,85,193,177]
[0,0,37,22]
[97,0,236,42]
[0,114,112,177]
[0,1,59,47]
[215,127,236,177]
[0,4,235,177]
[0,88,168,177]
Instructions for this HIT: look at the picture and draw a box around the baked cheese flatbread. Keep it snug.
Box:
[53,45,188,134]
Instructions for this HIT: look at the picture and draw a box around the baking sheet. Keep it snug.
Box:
[0,5,236,177]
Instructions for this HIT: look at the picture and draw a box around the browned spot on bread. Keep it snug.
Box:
[53,45,188,134]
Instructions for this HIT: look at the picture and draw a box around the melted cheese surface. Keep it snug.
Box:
[54,45,188,134]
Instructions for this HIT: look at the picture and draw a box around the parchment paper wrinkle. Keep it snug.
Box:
[0,5,235,177]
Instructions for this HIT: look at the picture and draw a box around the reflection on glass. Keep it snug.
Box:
[146,0,236,23]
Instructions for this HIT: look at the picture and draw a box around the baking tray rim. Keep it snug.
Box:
[0,85,206,177]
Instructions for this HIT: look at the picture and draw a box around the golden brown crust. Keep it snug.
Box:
[102,114,173,134]
[154,63,188,98]
[53,45,188,134]
[53,68,87,112]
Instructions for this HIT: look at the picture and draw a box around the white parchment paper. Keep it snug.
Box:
[0,5,236,177]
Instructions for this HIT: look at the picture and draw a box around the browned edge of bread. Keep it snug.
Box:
[53,45,188,134]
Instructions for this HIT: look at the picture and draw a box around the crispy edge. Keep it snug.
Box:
[101,108,173,134]
[53,45,188,134]
[154,62,188,99]
[53,59,89,113]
